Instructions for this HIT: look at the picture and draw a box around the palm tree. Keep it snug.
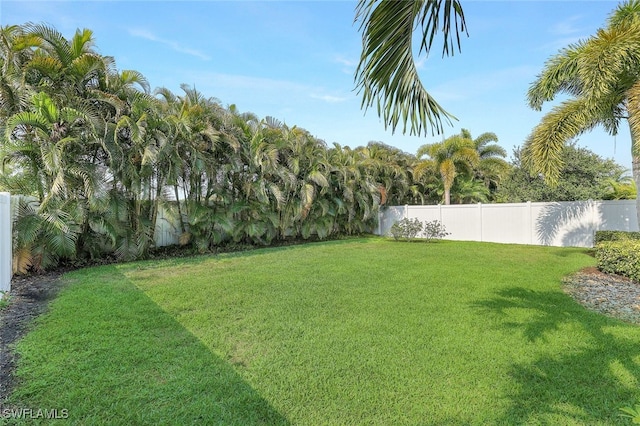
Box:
[0,25,32,119]
[2,91,102,204]
[355,0,466,136]
[153,85,232,250]
[2,91,105,268]
[20,24,108,102]
[460,129,510,198]
[327,144,380,235]
[450,177,489,204]
[525,0,640,224]
[415,134,479,205]
[357,141,418,205]
[604,172,637,200]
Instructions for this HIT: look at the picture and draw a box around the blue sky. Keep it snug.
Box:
[1,0,633,170]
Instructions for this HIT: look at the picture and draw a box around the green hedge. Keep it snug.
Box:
[594,230,640,244]
[595,240,640,282]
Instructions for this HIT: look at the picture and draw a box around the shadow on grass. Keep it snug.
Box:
[9,265,289,425]
[473,287,640,424]
[127,236,372,272]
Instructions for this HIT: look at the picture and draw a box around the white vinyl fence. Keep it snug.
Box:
[377,200,639,247]
[2,198,637,288]
[154,206,181,247]
[1,192,11,294]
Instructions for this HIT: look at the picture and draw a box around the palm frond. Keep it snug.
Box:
[5,110,48,140]
[355,0,465,136]
[627,80,640,157]
[439,158,456,188]
[578,25,640,106]
[117,69,150,94]
[608,0,640,28]
[23,22,73,66]
[308,170,329,188]
[527,44,584,110]
[525,98,601,185]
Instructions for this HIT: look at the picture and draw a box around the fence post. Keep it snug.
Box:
[0,192,11,295]
[477,203,483,242]
[527,201,533,245]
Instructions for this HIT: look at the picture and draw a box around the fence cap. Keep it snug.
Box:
[0,192,9,204]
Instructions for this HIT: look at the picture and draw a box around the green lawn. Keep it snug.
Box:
[8,238,640,424]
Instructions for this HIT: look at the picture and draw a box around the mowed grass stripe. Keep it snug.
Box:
[10,238,640,424]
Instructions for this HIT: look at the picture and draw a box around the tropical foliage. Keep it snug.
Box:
[498,143,633,202]
[525,0,640,223]
[415,129,509,204]
[2,23,496,272]
[0,20,630,272]
[0,23,391,272]
[355,0,466,136]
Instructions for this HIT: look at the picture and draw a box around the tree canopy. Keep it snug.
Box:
[0,20,632,273]
[498,142,633,203]
[525,0,640,222]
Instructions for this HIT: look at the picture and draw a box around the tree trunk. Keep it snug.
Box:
[173,184,186,234]
[631,122,640,227]
[444,187,451,205]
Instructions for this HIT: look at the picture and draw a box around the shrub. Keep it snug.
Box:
[389,219,449,242]
[423,220,450,242]
[594,231,640,244]
[389,218,423,241]
[596,240,640,282]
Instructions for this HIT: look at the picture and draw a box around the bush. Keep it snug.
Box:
[389,218,423,241]
[595,240,640,282]
[423,220,450,242]
[594,231,640,244]
[389,218,449,242]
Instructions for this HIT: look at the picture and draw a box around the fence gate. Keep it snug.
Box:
[0,192,10,294]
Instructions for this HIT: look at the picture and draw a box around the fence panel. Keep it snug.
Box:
[1,192,11,294]
[378,200,639,247]
[480,202,533,245]
[532,201,597,246]
[441,204,482,242]
[378,206,405,236]
[598,200,639,231]
[154,205,180,247]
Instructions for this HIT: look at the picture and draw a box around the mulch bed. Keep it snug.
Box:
[0,266,638,407]
[563,267,640,325]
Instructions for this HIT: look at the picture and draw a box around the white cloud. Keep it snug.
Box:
[129,28,211,61]
[430,66,538,103]
[185,72,352,104]
[190,72,308,93]
[539,15,591,52]
[550,15,584,36]
[334,55,357,68]
[310,93,349,103]
[414,55,428,70]
[333,54,359,75]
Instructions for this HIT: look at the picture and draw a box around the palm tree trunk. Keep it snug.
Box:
[444,187,451,205]
[173,184,186,234]
[630,121,640,227]
[633,155,639,226]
